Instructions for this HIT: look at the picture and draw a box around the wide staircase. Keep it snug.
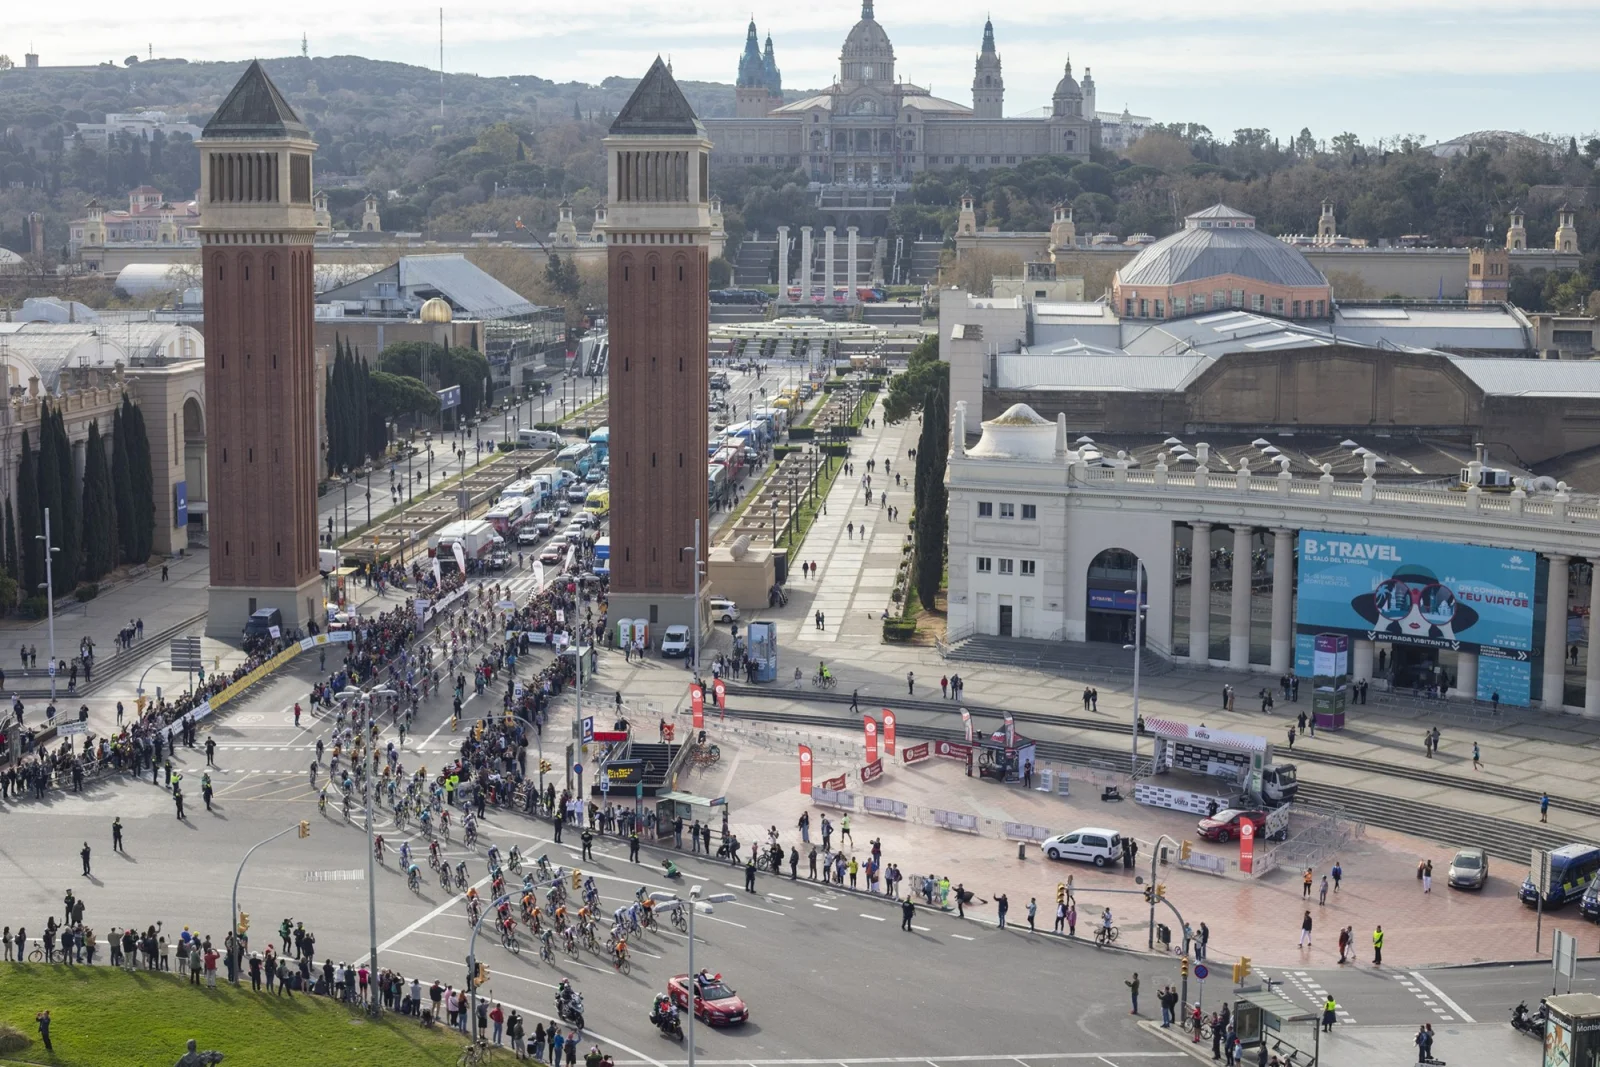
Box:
[906,240,944,284]
[734,239,777,287]
[591,740,681,798]
[941,633,1174,678]
[861,303,922,326]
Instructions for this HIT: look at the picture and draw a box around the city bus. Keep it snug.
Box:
[587,426,609,463]
[556,442,595,477]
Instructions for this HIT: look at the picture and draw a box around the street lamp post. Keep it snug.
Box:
[36,507,58,703]
[656,887,735,1066]
[340,683,394,1010]
[685,519,704,672]
[230,822,302,984]
[1123,558,1147,773]
[342,474,350,539]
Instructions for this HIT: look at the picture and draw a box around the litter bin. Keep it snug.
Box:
[1017,842,1026,860]
[1156,923,1171,947]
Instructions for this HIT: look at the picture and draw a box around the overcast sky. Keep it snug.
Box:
[12,0,1599,143]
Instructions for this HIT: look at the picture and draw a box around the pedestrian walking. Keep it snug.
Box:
[906,670,915,695]
[1337,925,1351,964]
[1026,896,1037,932]
[1302,867,1313,898]
[1319,875,1329,905]
[1125,972,1140,1014]
[1299,910,1313,947]
[1541,793,1550,823]
[1472,742,1482,771]
[1054,900,1066,933]
[1422,859,1432,893]
[81,841,92,876]
[901,896,915,932]
[1331,859,1342,891]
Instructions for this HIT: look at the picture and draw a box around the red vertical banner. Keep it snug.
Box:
[712,677,726,710]
[881,709,897,755]
[1238,819,1256,875]
[798,745,813,795]
[864,716,879,764]
[690,683,704,729]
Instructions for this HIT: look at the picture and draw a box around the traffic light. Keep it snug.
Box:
[473,962,489,987]
[1143,886,1155,905]
[1056,883,1067,905]
[1157,884,1167,900]
[1180,957,1189,978]
[236,911,250,934]
[571,867,583,889]
[1180,840,1192,861]
[539,758,552,775]
[1232,957,1252,984]
[298,820,310,838]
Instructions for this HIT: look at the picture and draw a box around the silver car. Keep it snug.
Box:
[1447,848,1488,890]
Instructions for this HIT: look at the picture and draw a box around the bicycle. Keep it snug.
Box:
[689,743,721,767]
[669,907,688,933]
[540,936,555,964]
[811,673,837,690]
[500,928,520,955]
[407,867,423,893]
[1181,1011,1215,1039]
[27,946,44,963]
[1094,925,1120,947]
[458,1037,491,1067]
[612,946,631,976]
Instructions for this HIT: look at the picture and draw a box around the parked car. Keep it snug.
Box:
[708,597,739,623]
[1196,809,1264,843]
[1447,847,1489,890]
[660,624,691,657]
[1040,827,1122,867]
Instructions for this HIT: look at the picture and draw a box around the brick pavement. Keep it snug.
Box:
[673,714,1600,969]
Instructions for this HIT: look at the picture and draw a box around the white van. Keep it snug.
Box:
[518,428,563,449]
[708,597,739,623]
[1041,827,1123,867]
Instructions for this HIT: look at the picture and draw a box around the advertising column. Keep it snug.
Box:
[1310,633,1349,729]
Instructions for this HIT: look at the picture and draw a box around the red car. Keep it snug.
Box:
[667,971,749,1026]
[1196,809,1268,843]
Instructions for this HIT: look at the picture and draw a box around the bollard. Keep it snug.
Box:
[1017,842,1026,860]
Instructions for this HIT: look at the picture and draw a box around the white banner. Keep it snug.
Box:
[534,561,546,589]
[451,541,467,574]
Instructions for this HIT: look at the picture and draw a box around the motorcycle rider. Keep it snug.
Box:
[650,992,681,1035]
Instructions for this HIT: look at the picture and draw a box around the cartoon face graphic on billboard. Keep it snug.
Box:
[1355,563,1480,641]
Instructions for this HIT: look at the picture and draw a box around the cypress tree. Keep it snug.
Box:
[913,387,949,613]
[50,405,81,590]
[124,396,156,562]
[16,430,41,594]
[80,420,118,581]
[4,496,17,580]
[324,340,340,474]
[112,402,137,562]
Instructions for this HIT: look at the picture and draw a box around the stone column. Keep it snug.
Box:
[824,225,836,308]
[1352,639,1374,689]
[1544,554,1570,709]
[1189,522,1212,666]
[776,225,790,304]
[1229,525,1252,669]
[846,225,859,303]
[1454,650,1478,703]
[1586,567,1600,716]
[1270,527,1295,674]
[799,226,813,304]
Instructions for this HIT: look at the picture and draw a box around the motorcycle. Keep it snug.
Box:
[1511,1001,1546,1038]
[555,986,585,1030]
[650,1002,684,1041]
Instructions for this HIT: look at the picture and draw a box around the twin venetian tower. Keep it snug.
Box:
[604,59,713,631]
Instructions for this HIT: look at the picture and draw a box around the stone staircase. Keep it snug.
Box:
[940,633,1174,678]
[734,239,776,287]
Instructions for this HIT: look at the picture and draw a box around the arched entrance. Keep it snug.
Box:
[182,395,207,543]
[1086,547,1145,644]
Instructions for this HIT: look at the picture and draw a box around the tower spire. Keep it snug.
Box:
[862,0,874,19]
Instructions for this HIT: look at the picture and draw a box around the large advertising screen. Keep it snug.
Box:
[1295,532,1536,704]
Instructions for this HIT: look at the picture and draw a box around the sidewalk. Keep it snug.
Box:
[786,397,919,651]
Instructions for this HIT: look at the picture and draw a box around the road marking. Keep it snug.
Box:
[1408,972,1475,1023]
[699,913,746,929]
[768,892,793,901]
[859,914,886,921]
[729,900,784,916]
[813,903,838,911]
[409,930,467,942]
[950,934,975,941]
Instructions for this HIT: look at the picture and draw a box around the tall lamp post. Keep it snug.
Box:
[656,886,735,1066]
[37,508,58,702]
[1122,558,1148,773]
[685,519,704,672]
[340,682,395,1012]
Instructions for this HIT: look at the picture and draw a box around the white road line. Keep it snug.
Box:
[699,913,747,928]
[859,914,886,921]
[1408,972,1474,1023]
[950,934,975,941]
[768,893,793,901]
[410,930,467,942]
[813,903,838,911]
[729,900,784,916]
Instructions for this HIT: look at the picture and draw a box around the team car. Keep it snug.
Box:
[1195,808,1289,843]
[667,971,749,1026]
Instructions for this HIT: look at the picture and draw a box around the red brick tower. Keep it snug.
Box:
[198,61,322,633]
[605,58,712,632]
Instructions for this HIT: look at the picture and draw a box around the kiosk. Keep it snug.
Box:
[978,730,1036,784]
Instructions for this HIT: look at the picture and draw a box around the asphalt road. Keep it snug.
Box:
[2,560,1587,1065]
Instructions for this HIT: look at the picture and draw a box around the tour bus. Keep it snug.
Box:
[584,487,611,518]
[518,428,563,449]
[587,426,610,463]
[1521,843,1600,908]
[484,496,534,537]
[556,442,595,477]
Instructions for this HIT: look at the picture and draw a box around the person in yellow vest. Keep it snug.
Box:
[1322,996,1338,1032]
[1372,924,1384,966]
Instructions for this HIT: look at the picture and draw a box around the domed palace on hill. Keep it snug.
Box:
[703,1,1113,207]
[1113,205,1334,321]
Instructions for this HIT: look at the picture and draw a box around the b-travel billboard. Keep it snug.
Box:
[1294,532,1535,704]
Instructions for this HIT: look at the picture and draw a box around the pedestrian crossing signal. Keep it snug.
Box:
[298,821,310,838]
[1056,883,1066,905]
[1232,957,1252,984]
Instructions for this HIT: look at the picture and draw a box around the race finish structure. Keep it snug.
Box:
[1294,532,1535,705]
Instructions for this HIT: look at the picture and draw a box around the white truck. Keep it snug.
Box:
[430,518,502,570]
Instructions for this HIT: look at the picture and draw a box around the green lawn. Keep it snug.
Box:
[0,965,521,1067]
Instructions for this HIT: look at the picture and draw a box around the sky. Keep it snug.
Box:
[11,0,1600,143]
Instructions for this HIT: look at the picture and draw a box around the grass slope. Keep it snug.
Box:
[0,965,511,1066]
